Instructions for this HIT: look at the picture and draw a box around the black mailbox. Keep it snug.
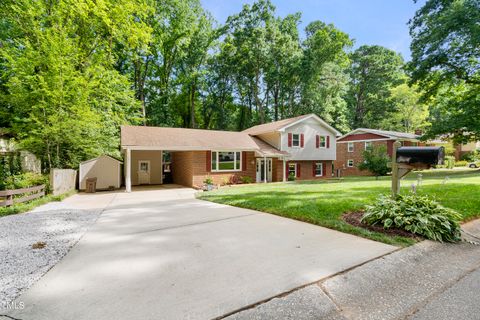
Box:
[396,146,445,166]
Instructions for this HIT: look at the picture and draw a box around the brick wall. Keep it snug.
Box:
[285,160,333,180]
[192,151,256,188]
[334,140,390,176]
[171,151,194,187]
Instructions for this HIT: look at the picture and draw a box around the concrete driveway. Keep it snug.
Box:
[8,185,396,320]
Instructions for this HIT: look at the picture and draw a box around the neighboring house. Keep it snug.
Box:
[335,128,421,176]
[454,141,480,160]
[120,114,341,191]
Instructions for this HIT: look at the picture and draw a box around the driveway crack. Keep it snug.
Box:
[128,213,259,235]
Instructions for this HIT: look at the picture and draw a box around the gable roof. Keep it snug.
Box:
[338,128,420,141]
[80,154,123,165]
[251,136,289,157]
[243,114,341,136]
[121,126,259,151]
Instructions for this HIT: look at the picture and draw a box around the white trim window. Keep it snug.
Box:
[365,141,373,150]
[319,136,327,148]
[288,163,297,177]
[211,151,241,172]
[292,134,300,147]
[315,162,323,176]
[348,142,354,152]
[347,159,354,167]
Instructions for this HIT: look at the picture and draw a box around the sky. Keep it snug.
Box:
[201,0,425,60]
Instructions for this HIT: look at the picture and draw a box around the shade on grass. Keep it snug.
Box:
[198,169,480,247]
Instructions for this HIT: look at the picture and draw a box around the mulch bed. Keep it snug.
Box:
[342,211,423,240]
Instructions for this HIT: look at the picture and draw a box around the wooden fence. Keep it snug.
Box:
[0,185,46,207]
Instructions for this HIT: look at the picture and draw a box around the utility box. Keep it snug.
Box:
[396,146,445,166]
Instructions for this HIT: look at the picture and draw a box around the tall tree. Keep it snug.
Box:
[0,0,150,169]
[346,45,405,129]
[300,21,353,132]
[381,83,429,133]
[409,0,480,142]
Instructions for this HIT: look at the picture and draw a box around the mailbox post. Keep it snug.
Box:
[391,142,444,197]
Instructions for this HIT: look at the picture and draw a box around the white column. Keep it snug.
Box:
[160,150,163,185]
[283,157,286,182]
[125,148,131,193]
[264,156,267,183]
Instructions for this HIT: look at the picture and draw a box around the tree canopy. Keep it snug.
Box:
[0,0,478,170]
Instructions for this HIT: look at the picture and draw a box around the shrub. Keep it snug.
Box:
[229,174,240,184]
[222,177,230,186]
[3,172,49,192]
[362,193,461,242]
[357,145,389,178]
[203,176,214,185]
[454,160,468,167]
[288,173,296,181]
[460,151,479,162]
[444,155,455,169]
[240,176,253,184]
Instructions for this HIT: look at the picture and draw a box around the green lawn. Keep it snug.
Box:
[198,168,480,247]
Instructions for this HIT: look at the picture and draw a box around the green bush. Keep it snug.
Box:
[454,160,468,167]
[362,193,461,242]
[357,145,389,178]
[3,172,49,192]
[444,155,455,169]
[240,176,253,184]
[288,173,296,181]
[203,176,214,185]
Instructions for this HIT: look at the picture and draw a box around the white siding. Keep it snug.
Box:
[79,155,121,190]
[281,118,336,161]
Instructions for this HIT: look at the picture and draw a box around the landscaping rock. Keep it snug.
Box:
[0,208,100,310]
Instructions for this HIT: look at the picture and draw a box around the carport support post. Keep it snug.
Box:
[391,141,401,198]
[264,156,267,183]
[126,148,131,193]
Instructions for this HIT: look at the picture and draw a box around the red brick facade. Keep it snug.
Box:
[171,151,256,188]
[284,160,333,180]
[170,151,333,188]
[335,139,418,177]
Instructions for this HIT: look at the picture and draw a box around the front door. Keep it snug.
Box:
[138,160,151,185]
[256,158,273,183]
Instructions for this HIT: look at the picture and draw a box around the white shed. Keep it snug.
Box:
[79,155,122,190]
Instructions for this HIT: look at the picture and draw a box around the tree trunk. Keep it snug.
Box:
[190,80,196,128]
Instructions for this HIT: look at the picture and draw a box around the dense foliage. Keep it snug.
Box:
[362,193,462,242]
[357,145,390,178]
[0,0,477,170]
[409,0,480,143]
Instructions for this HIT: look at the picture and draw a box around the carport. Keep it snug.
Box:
[120,125,262,192]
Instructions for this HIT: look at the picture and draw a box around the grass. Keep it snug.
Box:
[0,190,77,217]
[198,168,480,247]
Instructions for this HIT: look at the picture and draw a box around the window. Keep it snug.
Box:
[211,151,241,171]
[348,142,354,152]
[315,163,323,176]
[347,159,354,167]
[288,163,297,177]
[319,136,326,148]
[292,134,300,147]
[365,141,372,150]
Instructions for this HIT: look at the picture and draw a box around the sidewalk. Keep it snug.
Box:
[226,219,480,320]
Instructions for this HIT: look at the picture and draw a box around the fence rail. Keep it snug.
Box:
[0,184,46,207]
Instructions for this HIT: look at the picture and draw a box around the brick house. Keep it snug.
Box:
[120,114,341,191]
[334,128,421,177]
